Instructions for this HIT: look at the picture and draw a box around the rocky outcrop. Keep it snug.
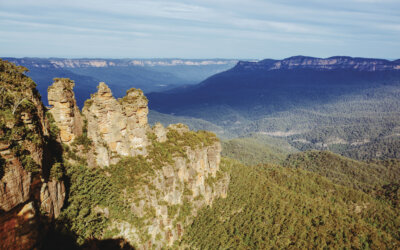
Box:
[0,202,40,250]
[40,180,66,218]
[0,154,31,212]
[2,63,228,248]
[53,80,230,248]
[82,82,150,167]
[153,122,167,142]
[48,78,83,144]
[0,60,65,249]
[107,124,229,248]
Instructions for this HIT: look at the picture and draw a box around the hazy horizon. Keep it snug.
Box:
[2,56,399,61]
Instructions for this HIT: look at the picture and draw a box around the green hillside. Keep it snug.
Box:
[222,133,298,165]
[283,151,400,194]
[182,159,400,249]
[147,57,400,161]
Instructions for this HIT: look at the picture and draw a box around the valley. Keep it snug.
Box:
[4,58,237,107]
[148,56,400,161]
[1,56,400,249]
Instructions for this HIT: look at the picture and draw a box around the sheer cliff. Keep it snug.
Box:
[0,59,229,249]
[45,77,229,247]
[0,59,66,249]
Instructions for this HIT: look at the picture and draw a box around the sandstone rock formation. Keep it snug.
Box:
[110,132,230,248]
[48,78,83,144]
[82,82,150,167]
[0,61,228,249]
[0,60,65,249]
[50,80,230,248]
[153,122,167,142]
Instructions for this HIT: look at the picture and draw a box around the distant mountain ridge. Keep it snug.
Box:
[3,57,238,68]
[148,55,400,159]
[233,56,400,72]
[2,57,238,107]
[149,55,400,118]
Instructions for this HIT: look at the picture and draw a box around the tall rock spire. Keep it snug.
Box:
[47,78,83,144]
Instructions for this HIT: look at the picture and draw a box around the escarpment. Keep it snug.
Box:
[0,59,229,248]
[46,80,229,247]
[105,124,229,248]
[0,60,65,249]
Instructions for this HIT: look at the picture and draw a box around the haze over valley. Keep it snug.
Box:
[4,57,237,107]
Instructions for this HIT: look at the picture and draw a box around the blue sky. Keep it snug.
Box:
[0,0,399,59]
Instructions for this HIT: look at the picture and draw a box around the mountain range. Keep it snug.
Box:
[1,57,400,249]
[148,56,400,160]
[3,57,237,107]
[148,56,400,119]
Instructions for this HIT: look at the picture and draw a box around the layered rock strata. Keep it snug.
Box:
[82,82,150,167]
[48,78,83,144]
[111,124,230,248]
[41,78,229,248]
[0,60,65,249]
[50,81,230,247]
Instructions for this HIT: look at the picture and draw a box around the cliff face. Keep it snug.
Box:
[45,81,230,248]
[0,60,65,249]
[109,124,229,248]
[48,78,83,144]
[0,59,229,248]
[82,83,150,167]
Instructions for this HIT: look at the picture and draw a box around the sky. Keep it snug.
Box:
[0,0,399,59]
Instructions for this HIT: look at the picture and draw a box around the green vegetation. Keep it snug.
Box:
[378,183,400,209]
[150,74,400,162]
[148,110,230,138]
[222,133,298,165]
[0,59,45,173]
[48,78,75,91]
[58,163,150,245]
[6,57,400,248]
[50,162,64,180]
[108,155,154,192]
[71,120,92,153]
[182,160,400,249]
[283,151,400,194]
[58,164,119,244]
[46,111,60,139]
[145,128,218,170]
[119,88,148,104]
[59,126,220,246]
[337,136,400,160]
[282,150,400,211]
[106,128,218,194]
[0,59,66,181]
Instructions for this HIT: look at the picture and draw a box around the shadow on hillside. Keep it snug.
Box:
[41,222,135,250]
[83,239,135,250]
